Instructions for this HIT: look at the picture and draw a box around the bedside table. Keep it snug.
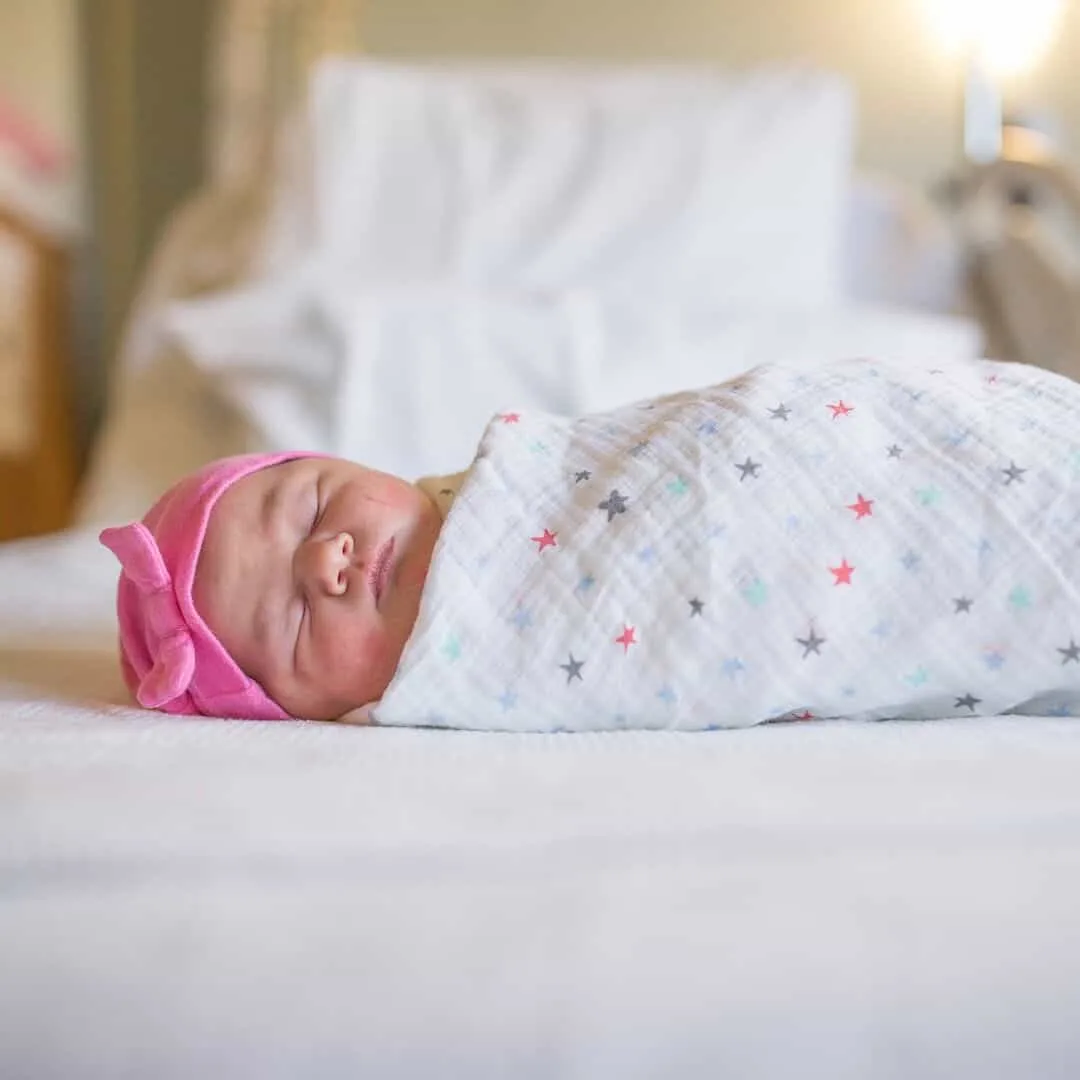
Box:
[0,205,76,541]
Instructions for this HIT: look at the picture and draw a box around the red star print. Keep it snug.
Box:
[615,625,637,653]
[828,400,854,418]
[531,529,558,552]
[793,710,815,722]
[499,412,521,424]
[829,558,855,585]
[847,493,874,519]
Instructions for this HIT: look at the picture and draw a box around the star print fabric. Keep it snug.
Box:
[373,357,1080,731]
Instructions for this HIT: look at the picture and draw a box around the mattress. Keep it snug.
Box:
[3,527,1080,1078]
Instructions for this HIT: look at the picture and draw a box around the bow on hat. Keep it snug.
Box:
[100,523,196,709]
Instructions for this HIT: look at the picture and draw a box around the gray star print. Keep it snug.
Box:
[574,470,591,483]
[769,404,791,421]
[629,441,651,458]
[689,598,705,617]
[955,693,981,711]
[796,628,826,658]
[560,654,585,683]
[1002,461,1027,485]
[901,550,921,572]
[736,457,762,482]
[1058,640,1080,664]
[953,597,973,614]
[887,444,903,459]
[598,490,629,522]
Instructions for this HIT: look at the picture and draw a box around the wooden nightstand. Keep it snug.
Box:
[0,204,76,541]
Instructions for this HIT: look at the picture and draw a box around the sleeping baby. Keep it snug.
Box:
[101,356,1080,729]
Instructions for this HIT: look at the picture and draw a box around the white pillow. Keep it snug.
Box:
[316,285,983,480]
[163,267,340,455]
[163,281,982,485]
[307,60,855,307]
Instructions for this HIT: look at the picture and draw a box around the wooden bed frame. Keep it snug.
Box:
[0,205,76,541]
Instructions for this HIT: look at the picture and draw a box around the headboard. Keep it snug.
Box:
[208,0,365,188]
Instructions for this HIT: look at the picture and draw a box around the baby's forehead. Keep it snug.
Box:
[193,467,278,611]
[192,467,285,675]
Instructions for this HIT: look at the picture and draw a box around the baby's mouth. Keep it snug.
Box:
[370,536,396,608]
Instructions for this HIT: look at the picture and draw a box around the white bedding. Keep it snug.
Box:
[4,528,1080,1078]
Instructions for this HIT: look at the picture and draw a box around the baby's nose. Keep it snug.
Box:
[304,531,355,596]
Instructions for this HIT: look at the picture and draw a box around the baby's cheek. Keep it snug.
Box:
[326,622,405,702]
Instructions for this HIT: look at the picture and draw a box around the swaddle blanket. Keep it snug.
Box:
[373,358,1080,731]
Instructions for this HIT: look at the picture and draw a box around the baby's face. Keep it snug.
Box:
[193,457,442,720]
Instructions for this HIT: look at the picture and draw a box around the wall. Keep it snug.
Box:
[73,0,211,461]
[362,0,1080,186]
[0,0,82,183]
[0,0,85,236]
[0,1,214,462]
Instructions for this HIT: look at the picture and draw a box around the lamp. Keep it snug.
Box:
[921,0,1066,161]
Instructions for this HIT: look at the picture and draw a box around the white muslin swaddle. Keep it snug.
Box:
[374,357,1080,731]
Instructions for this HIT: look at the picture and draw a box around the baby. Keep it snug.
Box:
[100,452,459,721]
[103,356,1080,730]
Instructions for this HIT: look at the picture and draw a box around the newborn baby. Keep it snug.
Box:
[100,452,458,721]
[103,356,1080,730]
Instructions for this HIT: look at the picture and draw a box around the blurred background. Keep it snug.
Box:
[2,0,1079,540]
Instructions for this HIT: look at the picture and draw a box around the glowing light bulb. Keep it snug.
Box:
[922,0,1064,76]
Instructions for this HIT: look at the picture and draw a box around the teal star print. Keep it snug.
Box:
[741,578,768,607]
[667,477,690,496]
[1008,585,1032,611]
[657,685,677,705]
[442,635,462,662]
[575,575,596,595]
[904,666,929,687]
[915,486,941,507]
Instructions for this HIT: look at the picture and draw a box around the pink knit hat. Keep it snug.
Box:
[99,452,320,720]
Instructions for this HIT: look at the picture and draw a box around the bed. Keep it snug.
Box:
[5,9,1080,1077]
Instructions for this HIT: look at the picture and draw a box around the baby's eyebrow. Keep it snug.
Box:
[260,481,283,537]
[251,476,287,661]
[252,594,272,653]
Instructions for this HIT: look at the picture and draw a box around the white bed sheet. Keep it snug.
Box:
[3,528,1080,1079]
